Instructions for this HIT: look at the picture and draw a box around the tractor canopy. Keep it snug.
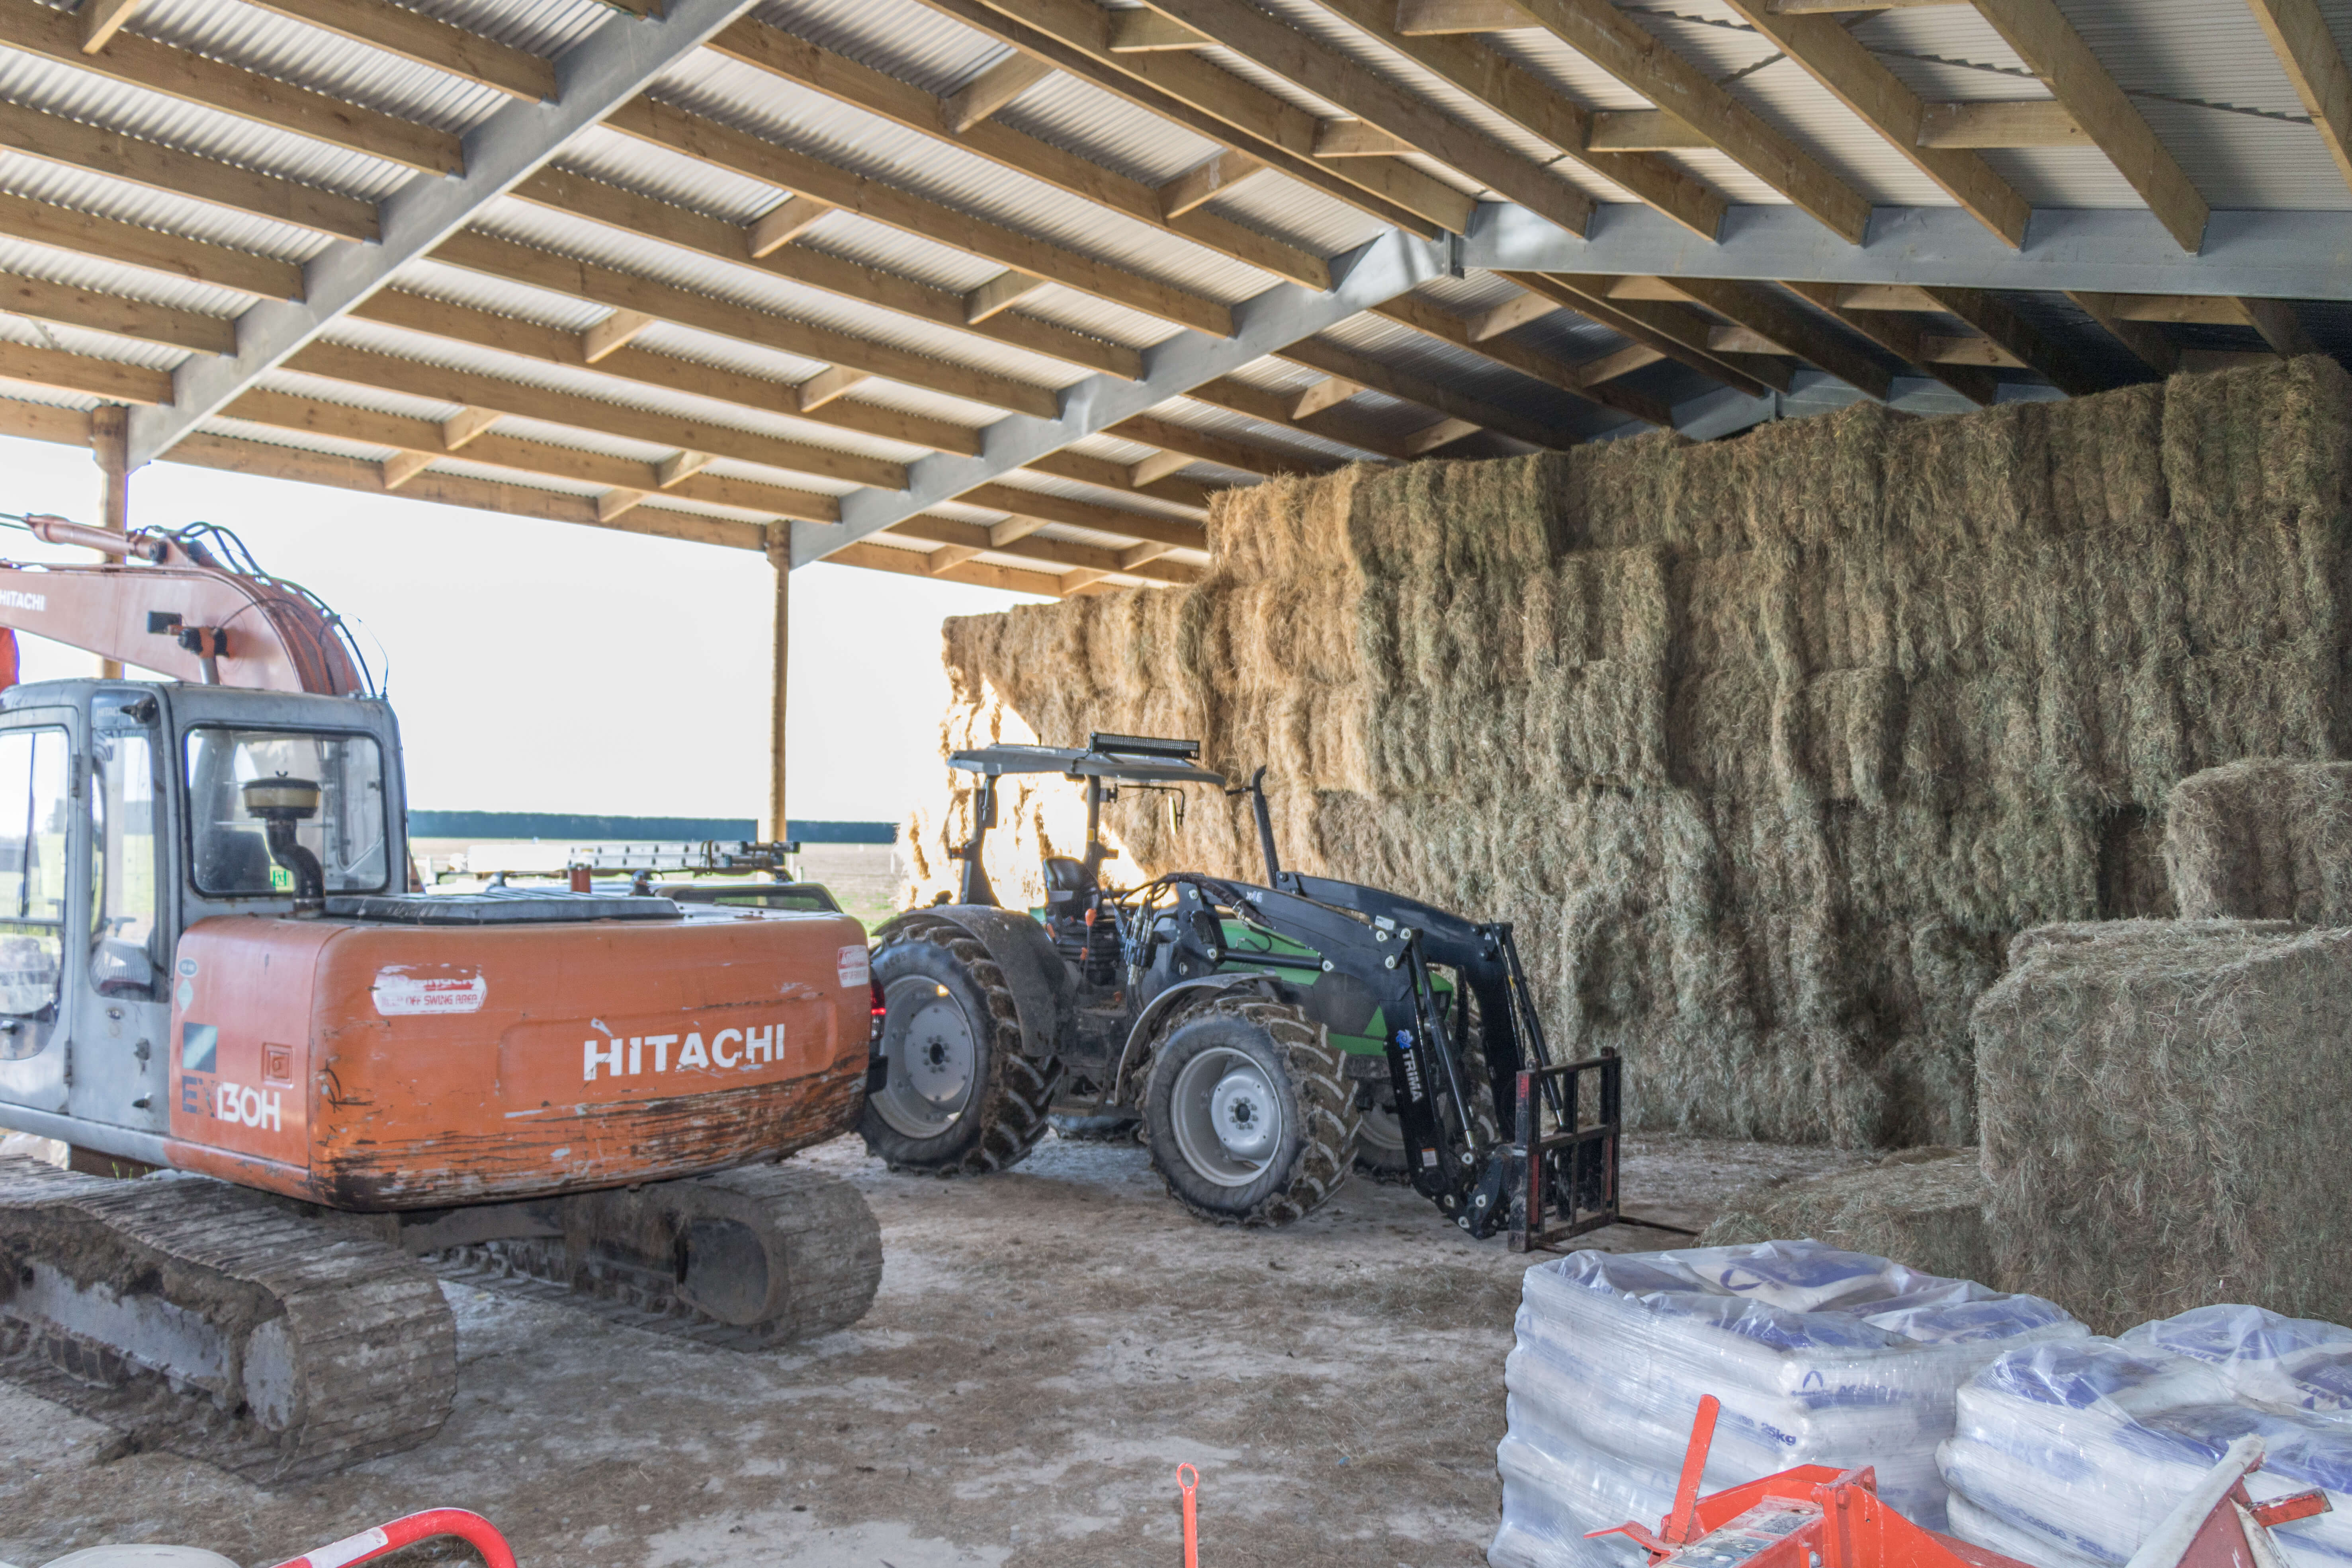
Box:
[946,732,1226,790]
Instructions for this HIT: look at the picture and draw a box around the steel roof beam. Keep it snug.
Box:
[792,227,1450,566]
[1464,203,2352,300]
[123,0,771,469]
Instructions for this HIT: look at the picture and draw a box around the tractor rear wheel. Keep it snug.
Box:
[860,925,1060,1176]
[1141,996,1359,1226]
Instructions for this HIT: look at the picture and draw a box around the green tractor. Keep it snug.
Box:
[862,734,1588,1234]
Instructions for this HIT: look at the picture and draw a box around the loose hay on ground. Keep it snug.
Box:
[1697,1147,1992,1285]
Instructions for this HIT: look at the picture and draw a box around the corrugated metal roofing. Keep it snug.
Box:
[406,0,612,61]
[0,0,2335,595]
[0,309,186,370]
[0,233,249,319]
[461,198,1097,401]
[0,150,333,262]
[0,44,416,197]
[659,52,1286,305]
[122,0,511,135]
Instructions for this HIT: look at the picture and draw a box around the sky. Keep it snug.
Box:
[0,432,1046,827]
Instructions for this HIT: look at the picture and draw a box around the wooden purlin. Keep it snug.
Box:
[0,395,1103,599]
[286,341,911,493]
[1716,0,2031,247]
[351,291,986,459]
[1502,273,1780,401]
[0,274,233,356]
[239,0,555,101]
[0,191,303,301]
[604,98,1238,338]
[913,0,1474,236]
[1501,0,1875,242]
[704,21,1332,290]
[829,540,1079,598]
[1656,277,1896,401]
[1136,0,1599,237]
[1920,287,2108,395]
[218,388,846,524]
[0,100,379,242]
[880,514,1204,585]
[1369,295,1672,426]
[426,230,1067,422]
[1274,337,1581,450]
[1968,0,2210,252]
[510,169,1142,383]
[1307,0,1728,240]
[1777,280,2000,405]
[0,0,461,173]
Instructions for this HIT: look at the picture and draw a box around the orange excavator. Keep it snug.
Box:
[0,515,882,1478]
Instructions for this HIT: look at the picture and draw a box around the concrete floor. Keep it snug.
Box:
[0,1133,1866,1568]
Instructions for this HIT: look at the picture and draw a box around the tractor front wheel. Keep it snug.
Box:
[861,925,1060,1176]
[1141,996,1359,1226]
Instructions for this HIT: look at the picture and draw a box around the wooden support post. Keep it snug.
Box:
[766,529,790,843]
[90,403,128,678]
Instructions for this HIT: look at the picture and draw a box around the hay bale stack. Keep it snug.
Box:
[1974,919,2352,1332]
[2165,759,2352,923]
[908,359,2352,1147]
[1699,1148,1994,1285]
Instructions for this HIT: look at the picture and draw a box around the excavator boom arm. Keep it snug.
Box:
[0,517,364,696]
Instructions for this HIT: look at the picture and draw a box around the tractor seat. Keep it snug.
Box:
[1042,855,1092,909]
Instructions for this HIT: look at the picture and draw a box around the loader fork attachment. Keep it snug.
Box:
[1380,920,1582,1241]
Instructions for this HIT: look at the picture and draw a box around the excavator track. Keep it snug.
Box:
[0,1155,455,1480]
[428,1162,881,1351]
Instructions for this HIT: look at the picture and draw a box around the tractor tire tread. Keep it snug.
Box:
[863,926,1061,1179]
[1150,995,1361,1230]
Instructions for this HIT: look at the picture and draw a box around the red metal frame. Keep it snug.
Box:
[1590,1397,2331,1568]
[268,1509,518,1568]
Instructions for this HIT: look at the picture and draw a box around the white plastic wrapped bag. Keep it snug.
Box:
[1940,1306,2352,1568]
[1490,1240,2083,1568]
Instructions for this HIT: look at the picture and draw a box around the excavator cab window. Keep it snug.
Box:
[184,727,389,896]
[0,726,69,1023]
[90,702,162,1000]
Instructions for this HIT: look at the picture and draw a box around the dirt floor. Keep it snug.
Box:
[0,1133,1867,1568]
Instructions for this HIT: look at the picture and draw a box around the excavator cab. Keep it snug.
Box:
[0,677,405,1148]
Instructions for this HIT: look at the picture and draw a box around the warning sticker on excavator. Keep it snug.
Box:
[372,968,488,1016]
[838,945,870,989]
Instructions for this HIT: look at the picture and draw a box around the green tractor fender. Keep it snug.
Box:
[872,905,1074,1063]
[1102,970,1297,1112]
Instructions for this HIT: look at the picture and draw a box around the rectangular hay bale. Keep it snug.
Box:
[1975,919,2352,1332]
[2165,758,2352,923]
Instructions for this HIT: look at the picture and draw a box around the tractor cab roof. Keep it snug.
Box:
[948,732,1226,788]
